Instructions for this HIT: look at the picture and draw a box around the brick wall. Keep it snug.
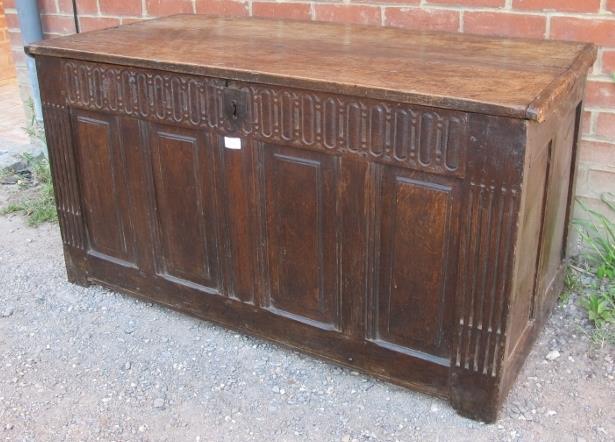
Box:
[0,0,15,84]
[4,0,615,220]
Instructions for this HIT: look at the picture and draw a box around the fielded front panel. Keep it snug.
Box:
[27,15,596,422]
[54,58,462,359]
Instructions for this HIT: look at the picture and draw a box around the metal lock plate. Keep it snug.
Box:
[222,86,248,129]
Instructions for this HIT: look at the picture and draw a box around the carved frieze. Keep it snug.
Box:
[62,60,468,177]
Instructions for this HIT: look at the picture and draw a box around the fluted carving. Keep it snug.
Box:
[42,103,85,250]
[453,182,518,377]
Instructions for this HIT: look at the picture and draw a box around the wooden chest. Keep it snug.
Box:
[26,15,595,422]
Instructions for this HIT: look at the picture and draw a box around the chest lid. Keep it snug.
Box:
[26,15,595,122]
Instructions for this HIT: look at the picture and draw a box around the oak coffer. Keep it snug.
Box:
[26,15,596,422]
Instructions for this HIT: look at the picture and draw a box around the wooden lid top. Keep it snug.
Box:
[26,15,596,122]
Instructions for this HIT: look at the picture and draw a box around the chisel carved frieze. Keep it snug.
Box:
[62,60,467,177]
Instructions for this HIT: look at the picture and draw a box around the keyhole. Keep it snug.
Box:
[231,101,238,119]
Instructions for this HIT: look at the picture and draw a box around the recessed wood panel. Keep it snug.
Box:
[72,111,136,265]
[374,169,455,357]
[542,112,576,285]
[148,125,219,291]
[262,144,339,329]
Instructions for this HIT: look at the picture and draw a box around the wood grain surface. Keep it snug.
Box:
[26,15,595,121]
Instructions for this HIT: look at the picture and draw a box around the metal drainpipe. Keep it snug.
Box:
[16,0,44,122]
[72,0,80,33]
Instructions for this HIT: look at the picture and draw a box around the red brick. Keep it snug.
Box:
[579,139,615,165]
[464,12,546,39]
[252,2,311,21]
[72,0,98,15]
[37,0,58,14]
[58,0,76,14]
[607,0,615,13]
[603,51,615,75]
[4,0,15,8]
[586,169,615,195]
[384,7,459,32]
[582,110,592,136]
[146,0,194,16]
[78,16,120,32]
[314,4,381,26]
[7,29,23,47]
[195,0,249,17]
[100,0,143,16]
[5,11,19,29]
[10,47,25,64]
[512,0,600,13]
[427,0,504,7]
[596,112,615,140]
[584,81,615,108]
[550,17,615,46]
[350,0,418,5]
[41,14,76,34]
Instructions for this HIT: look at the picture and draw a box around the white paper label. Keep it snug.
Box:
[224,137,242,150]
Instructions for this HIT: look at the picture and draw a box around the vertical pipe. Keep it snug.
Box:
[16,0,43,121]
[72,0,80,33]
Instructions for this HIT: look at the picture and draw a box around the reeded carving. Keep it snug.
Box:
[453,182,518,377]
[62,60,468,177]
[41,103,86,250]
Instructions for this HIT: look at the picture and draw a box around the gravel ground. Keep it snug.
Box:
[0,185,613,441]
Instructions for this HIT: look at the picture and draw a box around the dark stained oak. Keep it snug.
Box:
[263,145,340,329]
[27,16,595,422]
[26,15,595,122]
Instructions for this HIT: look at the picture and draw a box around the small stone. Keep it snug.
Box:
[5,423,13,430]
[341,435,351,442]
[153,398,165,409]
[138,425,147,433]
[546,410,557,416]
[0,174,18,185]
[430,402,440,413]
[7,160,28,173]
[1,307,14,317]
[545,350,561,361]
